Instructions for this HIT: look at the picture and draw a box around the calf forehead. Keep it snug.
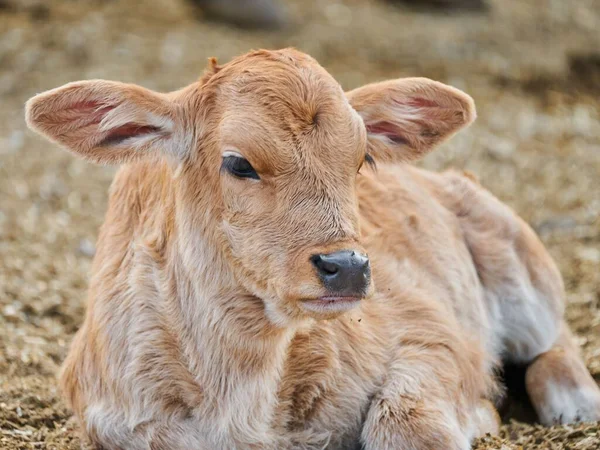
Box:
[219,106,365,169]
[215,50,365,163]
[219,49,343,115]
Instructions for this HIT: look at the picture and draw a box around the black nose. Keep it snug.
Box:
[310,250,371,296]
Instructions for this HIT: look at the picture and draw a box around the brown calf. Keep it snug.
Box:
[25,49,600,449]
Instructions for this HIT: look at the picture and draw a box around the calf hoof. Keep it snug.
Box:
[471,400,501,437]
[526,347,600,425]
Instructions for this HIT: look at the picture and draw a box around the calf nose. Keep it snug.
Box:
[310,250,371,296]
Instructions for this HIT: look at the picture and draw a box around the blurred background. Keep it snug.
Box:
[0,0,599,448]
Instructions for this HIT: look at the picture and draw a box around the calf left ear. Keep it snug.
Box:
[346,78,476,162]
[25,80,185,165]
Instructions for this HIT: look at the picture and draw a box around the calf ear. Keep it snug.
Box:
[347,78,476,162]
[25,80,184,164]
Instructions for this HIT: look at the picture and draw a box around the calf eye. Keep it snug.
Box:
[358,153,376,174]
[222,155,260,180]
[364,153,376,168]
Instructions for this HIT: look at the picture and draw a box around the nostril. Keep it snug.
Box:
[310,254,339,275]
[321,261,339,275]
[356,253,369,269]
[311,250,371,296]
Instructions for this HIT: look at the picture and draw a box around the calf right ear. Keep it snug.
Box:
[347,78,476,163]
[25,80,185,165]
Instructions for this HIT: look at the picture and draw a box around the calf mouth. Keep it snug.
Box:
[299,296,362,315]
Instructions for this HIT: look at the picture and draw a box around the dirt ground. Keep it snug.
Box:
[1,0,599,448]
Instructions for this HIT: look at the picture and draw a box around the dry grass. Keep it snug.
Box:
[1,0,599,448]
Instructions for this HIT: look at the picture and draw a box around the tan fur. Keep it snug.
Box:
[25,49,600,450]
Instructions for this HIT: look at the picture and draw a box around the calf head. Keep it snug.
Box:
[26,49,475,325]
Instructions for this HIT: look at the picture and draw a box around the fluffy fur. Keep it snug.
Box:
[25,48,600,450]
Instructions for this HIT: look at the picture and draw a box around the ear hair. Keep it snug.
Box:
[25,80,181,165]
[347,78,476,162]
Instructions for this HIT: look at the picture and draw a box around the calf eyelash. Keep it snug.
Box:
[359,153,377,174]
[364,153,376,169]
[221,154,260,180]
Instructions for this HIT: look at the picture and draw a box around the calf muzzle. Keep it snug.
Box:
[310,250,371,297]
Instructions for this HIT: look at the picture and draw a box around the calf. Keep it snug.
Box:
[26,49,600,450]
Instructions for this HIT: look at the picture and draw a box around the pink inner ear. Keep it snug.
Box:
[57,100,163,147]
[66,101,115,125]
[66,101,161,145]
[366,121,409,145]
[365,98,441,146]
[99,124,162,146]
[401,97,440,108]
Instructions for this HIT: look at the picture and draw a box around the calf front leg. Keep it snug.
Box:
[360,318,496,450]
